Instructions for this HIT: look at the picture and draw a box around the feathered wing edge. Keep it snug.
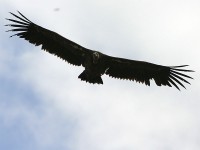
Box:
[5,11,90,66]
[167,65,194,90]
[6,11,32,37]
[105,57,194,90]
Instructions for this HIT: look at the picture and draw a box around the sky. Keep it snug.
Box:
[0,0,200,150]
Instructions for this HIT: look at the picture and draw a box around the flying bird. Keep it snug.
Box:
[6,11,194,90]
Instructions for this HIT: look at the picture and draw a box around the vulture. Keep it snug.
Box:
[6,11,194,90]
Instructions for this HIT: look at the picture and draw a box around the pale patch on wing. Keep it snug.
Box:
[104,67,110,74]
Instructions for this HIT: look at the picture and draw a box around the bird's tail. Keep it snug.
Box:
[78,70,103,84]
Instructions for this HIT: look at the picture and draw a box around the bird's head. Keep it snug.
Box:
[92,52,100,64]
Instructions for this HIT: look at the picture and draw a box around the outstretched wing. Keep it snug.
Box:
[6,11,90,66]
[105,56,193,90]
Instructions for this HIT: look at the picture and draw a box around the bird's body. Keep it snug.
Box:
[79,51,107,84]
[6,11,193,90]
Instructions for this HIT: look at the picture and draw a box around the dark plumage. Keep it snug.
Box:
[6,11,194,90]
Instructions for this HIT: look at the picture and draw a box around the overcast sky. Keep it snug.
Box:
[0,0,200,150]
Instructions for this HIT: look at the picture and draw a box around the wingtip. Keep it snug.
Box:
[5,18,10,21]
[175,65,189,68]
[9,12,15,17]
[171,65,194,73]
[17,10,22,15]
[175,86,181,91]
[4,23,10,27]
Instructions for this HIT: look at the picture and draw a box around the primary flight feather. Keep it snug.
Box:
[6,11,194,90]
